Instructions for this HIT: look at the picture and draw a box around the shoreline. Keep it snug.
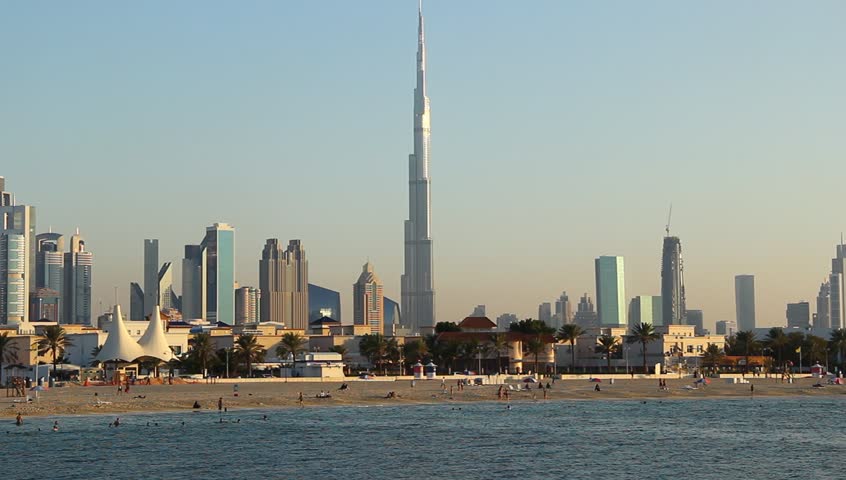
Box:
[3,377,843,419]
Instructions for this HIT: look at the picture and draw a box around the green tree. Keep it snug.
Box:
[490,333,509,374]
[735,330,760,373]
[556,324,584,373]
[829,328,846,369]
[359,334,391,374]
[510,319,555,335]
[595,335,620,373]
[89,344,103,367]
[36,325,74,376]
[402,338,429,368]
[0,332,20,386]
[627,323,660,374]
[188,332,216,376]
[523,335,546,374]
[234,334,266,377]
[701,343,725,374]
[764,327,788,368]
[434,322,461,333]
[276,333,308,360]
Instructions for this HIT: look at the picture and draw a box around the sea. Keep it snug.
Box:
[3,397,843,480]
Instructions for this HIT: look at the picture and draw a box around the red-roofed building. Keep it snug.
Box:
[458,316,497,332]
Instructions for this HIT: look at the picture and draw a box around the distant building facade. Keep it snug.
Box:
[685,309,705,335]
[496,313,518,331]
[144,239,159,317]
[30,288,61,323]
[786,302,810,329]
[629,295,662,327]
[0,177,36,325]
[734,275,756,331]
[35,232,64,322]
[595,256,626,326]
[538,302,552,324]
[130,282,144,320]
[715,320,737,337]
[259,239,308,329]
[816,281,831,329]
[235,286,261,324]
[554,292,572,327]
[661,236,685,325]
[308,283,341,324]
[63,230,93,325]
[574,293,598,328]
[353,262,384,335]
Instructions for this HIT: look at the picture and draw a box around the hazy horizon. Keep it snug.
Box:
[3,1,844,330]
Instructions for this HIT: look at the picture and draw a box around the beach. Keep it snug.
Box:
[2,375,843,418]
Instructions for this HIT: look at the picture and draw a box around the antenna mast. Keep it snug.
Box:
[665,205,673,237]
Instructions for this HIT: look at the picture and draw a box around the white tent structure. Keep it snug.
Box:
[138,305,175,362]
[96,305,146,363]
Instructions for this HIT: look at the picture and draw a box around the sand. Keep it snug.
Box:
[2,376,842,418]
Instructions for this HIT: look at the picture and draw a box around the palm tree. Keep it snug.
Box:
[764,327,788,368]
[735,330,760,373]
[276,332,308,361]
[402,338,428,370]
[36,325,74,376]
[701,343,725,375]
[188,332,215,376]
[829,329,846,369]
[627,323,660,374]
[359,334,391,374]
[89,345,103,367]
[556,324,584,373]
[0,332,19,386]
[595,335,620,373]
[523,335,546,374]
[490,333,509,373]
[234,334,266,377]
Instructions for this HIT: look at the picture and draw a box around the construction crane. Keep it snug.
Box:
[665,205,672,237]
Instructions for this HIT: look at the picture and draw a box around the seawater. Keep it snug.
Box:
[3,397,843,480]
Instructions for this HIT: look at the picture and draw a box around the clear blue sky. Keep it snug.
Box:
[2,1,844,329]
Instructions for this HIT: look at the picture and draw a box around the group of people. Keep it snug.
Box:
[658,379,669,391]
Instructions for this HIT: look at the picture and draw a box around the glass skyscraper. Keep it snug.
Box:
[63,230,93,325]
[661,236,686,325]
[734,274,756,331]
[203,223,235,325]
[595,256,626,326]
[308,283,341,323]
[0,177,36,326]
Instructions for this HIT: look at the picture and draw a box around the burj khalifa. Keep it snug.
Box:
[401,2,435,333]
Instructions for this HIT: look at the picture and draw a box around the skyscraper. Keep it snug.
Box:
[259,239,308,329]
[181,244,204,320]
[64,230,93,325]
[554,292,572,326]
[829,243,846,330]
[354,262,384,335]
[816,281,831,329]
[715,320,737,337]
[538,302,552,324]
[595,256,626,326]
[786,302,810,329]
[144,239,159,317]
[383,297,402,335]
[130,282,144,320]
[308,283,341,323]
[35,232,64,318]
[734,274,756,331]
[661,236,685,325]
[157,262,176,310]
[0,177,36,326]
[629,295,663,327]
[30,288,60,323]
[235,286,260,324]
[685,309,705,335]
[202,223,235,325]
[401,3,435,334]
[573,293,598,328]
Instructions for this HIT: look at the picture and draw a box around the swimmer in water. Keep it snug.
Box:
[507,405,512,410]
[15,414,23,426]
[113,417,120,427]
[52,421,59,432]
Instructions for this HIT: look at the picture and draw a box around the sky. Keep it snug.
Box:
[2,1,845,331]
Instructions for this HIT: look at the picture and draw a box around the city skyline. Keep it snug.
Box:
[3,2,845,329]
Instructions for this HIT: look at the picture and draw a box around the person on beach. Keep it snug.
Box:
[218,397,223,412]
[543,388,548,400]
[298,392,304,406]
[15,414,22,426]
[750,384,754,397]
[192,401,201,409]
[594,384,601,392]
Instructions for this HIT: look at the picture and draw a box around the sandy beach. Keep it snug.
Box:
[2,376,844,419]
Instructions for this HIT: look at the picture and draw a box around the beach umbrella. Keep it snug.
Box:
[590,378,602,383]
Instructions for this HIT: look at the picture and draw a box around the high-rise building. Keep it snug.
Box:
[471,305,486,317]
[538,302,552,324]
[259,239,308,329]
[0,177,36,326]
[734,274,756,331]
[129,282,144,320]
[786,302,810,329]
[235,286,261,324]
[573,293,598,328]
[496,313,518,331]
[202,223,235,325]
[554,292,572,326]
[353,262,384,335]
[157,262,176,311]
[629,295,663,327]
[35,232,64,321]
[143,239,159,317]
[383,297,403,335]
[401,4,436,334]
[595,256,626,326]
[816,281,831,329]
[63,230,93,325]
[308,283,341,323]
[661,236,685,325]
[181,244,204,320]
[685,309,705,335]
[715,320,737,337]
[30,288,60,323]
[829,243,846,330]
